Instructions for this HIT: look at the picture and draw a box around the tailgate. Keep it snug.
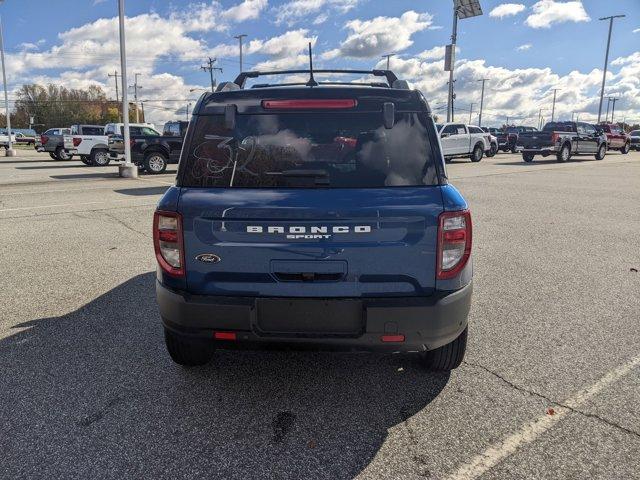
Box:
[179,187,443,298]
[518,132,552,148]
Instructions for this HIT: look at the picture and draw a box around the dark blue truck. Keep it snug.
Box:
[153,69,473,371]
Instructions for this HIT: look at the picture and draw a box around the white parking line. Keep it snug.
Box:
[445,354,640,480]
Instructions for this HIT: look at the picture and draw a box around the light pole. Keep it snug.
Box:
[381,53,396,70]
[550,88,560,121]
[445,0,483,122]
[468,103,475,124]
[477,78,488,127]
[597,15,625,123]
[117,0,137,178]
[605,97,611,122]
[0,9,15,156]
[234,34,247,73]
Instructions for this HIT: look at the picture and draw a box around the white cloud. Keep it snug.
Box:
[633,28,640,33]
[517,43,532,51]
[418,46,446,61]
[326,11,433,59]
[221,0,268,22]
[525,1,590,29]
[489,3,526,19]
[379,49,640,126]
[274,0,360,26]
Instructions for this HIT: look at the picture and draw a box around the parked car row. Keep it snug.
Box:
[435,119,632,164]
[34,120,189,174]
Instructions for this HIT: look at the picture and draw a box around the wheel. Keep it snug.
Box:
[164,329,214,367]
[510,145,517,154]
[621,142,630,155]
[522,153,535,163]
[55,147,71,161]
[595,143,606,160]
[422,327,468,371]
[49,152,59,160]
[486,143,497,157]
[556,143,570,162]
[80,155,92,165]
[144,152,168,174]
[470,144,483,162]
[90,149,110,166]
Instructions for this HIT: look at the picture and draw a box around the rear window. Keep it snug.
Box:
[82,126,104,135]
[180,112,439,188]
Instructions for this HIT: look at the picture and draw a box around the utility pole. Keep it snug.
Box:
[0,11,14,156]
[234,34,247,73]
[477,78,488,127]
[108,71,121,121]
[597,15,625,123]
[140,101,145,123]
[185,103,192,121]
[468,103,475,124]
[605,97,611,122]
[132,73,142,123]
[381,53,396,70]
[538,109,545,130]
[610,97,618,123]
[551,88,560,122]
[201,57,223,92]
[117,0,136,178]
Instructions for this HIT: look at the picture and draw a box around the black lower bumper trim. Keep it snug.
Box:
[156,281,472,352]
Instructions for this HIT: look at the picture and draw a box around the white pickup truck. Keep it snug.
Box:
[436,122,490,162]
[63,124,110,166]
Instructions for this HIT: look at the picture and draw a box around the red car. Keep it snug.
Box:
[599,123,631,154]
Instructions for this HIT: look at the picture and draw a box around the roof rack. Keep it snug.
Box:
[233,69,400,89]
[250,81,393,89]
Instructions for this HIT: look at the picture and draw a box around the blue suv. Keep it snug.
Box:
[154,69,473,371]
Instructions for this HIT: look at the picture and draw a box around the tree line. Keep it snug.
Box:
[0,84,141,133]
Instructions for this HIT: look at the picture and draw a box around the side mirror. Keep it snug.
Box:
[225,104,237,130]
[382,102,395,129]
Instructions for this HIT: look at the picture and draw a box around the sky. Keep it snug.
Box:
[1,0,639,127]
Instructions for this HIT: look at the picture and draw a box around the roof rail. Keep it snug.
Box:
[233,69,400,89]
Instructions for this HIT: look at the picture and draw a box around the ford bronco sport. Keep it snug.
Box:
[154,69,473,371]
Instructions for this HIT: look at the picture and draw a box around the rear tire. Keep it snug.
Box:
[422,327,468,371]
[80,155,91,165]
[470,144,483,162]
[556,143,570,162]
[164,329,214,367]
[522,153,534,163]
[90,148,110,166]
[621,142,630,155]
[595,143,606,160]
[55,147,71,161]
[510,145,517,154]
[144,152,168,174]
[49,152,59,160]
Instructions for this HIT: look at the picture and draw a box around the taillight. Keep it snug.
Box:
[262,99,357,109]
[550,133,560,143]
[72,137,82,147]
[41,135,49,144]
[153,211,185,277]
[437,210,472,280]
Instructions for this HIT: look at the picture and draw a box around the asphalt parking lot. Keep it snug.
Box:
[1,150,639,479]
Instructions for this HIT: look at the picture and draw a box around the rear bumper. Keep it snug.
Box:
[520,147,556,156]
[157,280,472,353]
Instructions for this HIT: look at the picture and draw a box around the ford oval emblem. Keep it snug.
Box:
[196,253,221,264]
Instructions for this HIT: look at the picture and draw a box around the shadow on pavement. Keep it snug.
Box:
[50,172,119,180]
[114,186,170,196]
[0,273,449,479]
[17,164,89,170]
